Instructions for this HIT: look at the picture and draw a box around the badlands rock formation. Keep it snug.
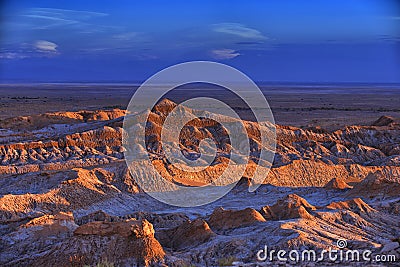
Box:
[324,177,353,190]
[208,207,266,231]
[156,219,216,250]
[0,99,399,266]
[260,194,316,220]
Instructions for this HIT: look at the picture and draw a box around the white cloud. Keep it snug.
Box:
[22,8,108,30]
[25,8,108,20]
[213,23,267,39]
[0,41,60,60]
[34,40,58,52]
[0,52,28,59]
[211,49,240,60]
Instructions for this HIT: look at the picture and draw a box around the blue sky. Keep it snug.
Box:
[1,0,399,83]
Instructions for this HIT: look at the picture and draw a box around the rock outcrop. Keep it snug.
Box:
[260,194,316,220]
[324,177,353,190]
[0,167,122,223]
[347,170,400,198]
[123,211,190,229]
[156,219,215,250]
[372,115,397,127]
[326,198,376,214]
[0,108,125,130]
[68,219,165,267]
[208,207,266,231]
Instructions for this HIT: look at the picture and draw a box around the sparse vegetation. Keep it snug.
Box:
[217,256,237,266]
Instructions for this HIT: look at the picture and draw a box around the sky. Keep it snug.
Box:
[0,0,399,83]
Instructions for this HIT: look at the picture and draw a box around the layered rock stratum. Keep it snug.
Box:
[0,100,399,266]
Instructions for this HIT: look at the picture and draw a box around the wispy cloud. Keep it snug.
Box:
[25,7,108,19]
[211,49,240,59]
[21,8,108,29]
[34,40,58,52]
[0,40,59,60]
[0,52,28,59]
[213,23,267,40]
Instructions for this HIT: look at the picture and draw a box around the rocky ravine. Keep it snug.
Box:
[0,99,399,266]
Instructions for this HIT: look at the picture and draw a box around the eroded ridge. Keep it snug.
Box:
[0,100,399,266]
